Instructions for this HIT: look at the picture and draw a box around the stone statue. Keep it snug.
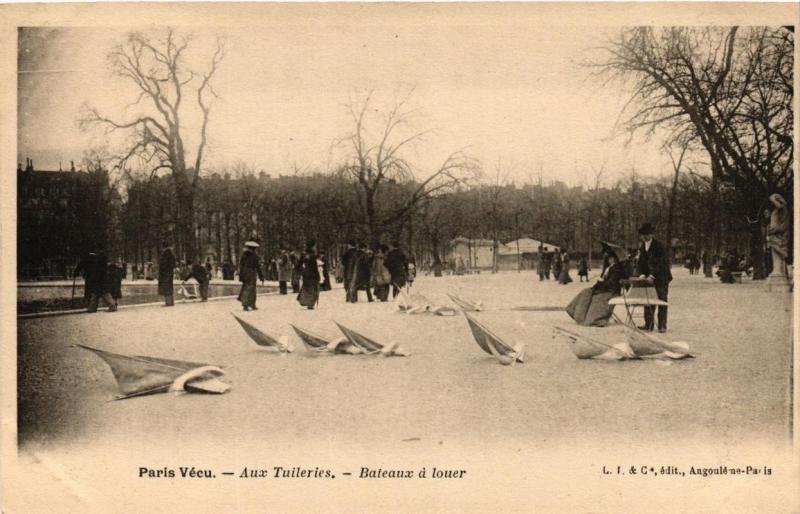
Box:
[765,193,791,291]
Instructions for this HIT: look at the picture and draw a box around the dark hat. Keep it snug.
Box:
[638,222,655,235]
[599,241,620,260]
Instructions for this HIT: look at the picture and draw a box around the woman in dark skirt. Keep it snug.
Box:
[566,243,627,326]
[296,241,320,310]
[158,242,176,306]
[577,257,589,282]
[238,241,264,311]
[108,259,125,307]
[557,249,573,284]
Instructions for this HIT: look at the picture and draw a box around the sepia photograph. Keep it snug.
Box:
[2,2,798,512]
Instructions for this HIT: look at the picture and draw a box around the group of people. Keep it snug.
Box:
[537,248,575,285]
[340,240,413,303]
[74,250,125,312]
[565,222,672,333]
[229,240,327,312]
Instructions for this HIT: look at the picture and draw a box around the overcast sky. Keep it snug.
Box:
[18,23,678,186]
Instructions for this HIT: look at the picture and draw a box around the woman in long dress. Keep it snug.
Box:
[371,245,392,302]
[566,244,627,326]
[557,249,573,284]
[238,241,263,311]
[296,241,320,310]
[158,243,176,306]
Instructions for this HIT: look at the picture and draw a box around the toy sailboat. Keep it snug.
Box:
[552,326,636,361]
[464,313,525,365]
[334,322,410,357]
[290,324,362,354]
[232,314,294,353]
[77,344,230,400]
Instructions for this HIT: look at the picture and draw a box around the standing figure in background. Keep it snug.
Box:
[277,247,293,295]
[385,241,409,298]
[577,256,589,282]
[290,250,301,294]
[636,222,672,332]
[222,258,236,281]
[537,246,547,281]
[296,241,320,310]
[268,257,278,282]
[184,258,211,301]
[238,241,264,311]
[341,240,358,302]
[75,249,116,312]
[107,258,124,308]
[407,256,417,288]
[349,243,374,303]
[371,245,392,302]
[319,250,332,291]
[158,242,176,307]
[557,249,573,284]
[552,250,562,281]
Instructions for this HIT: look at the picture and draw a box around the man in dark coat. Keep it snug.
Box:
[385,241,409,298]
[238,241,264,311]
[222,259,236,281]
[158,242,176,306]
[107,259,124,307]
[75,250,116,312]
[348,243,373,303]
[635,222,672,332]
[341,240,358,302]
[183,258,211,301]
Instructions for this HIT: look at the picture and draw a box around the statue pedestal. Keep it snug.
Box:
[765,272,791,292]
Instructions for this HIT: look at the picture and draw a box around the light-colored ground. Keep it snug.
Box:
[18,268,793,451]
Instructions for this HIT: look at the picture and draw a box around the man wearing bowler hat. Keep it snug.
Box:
[635,222,672,332]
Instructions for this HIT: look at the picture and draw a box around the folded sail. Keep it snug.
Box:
[334,322,409,356]
[398,290,456,316]
[447,293,484,312]
[77,344,229,399]
[335,322,383,352]
[233,314,294,353]
[464,313,525,364]
[621,325,694,359]
[552,326,635,360]
[290,324,331,351]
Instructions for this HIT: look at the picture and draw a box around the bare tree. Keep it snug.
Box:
[81,28,225,260]
[337,88,480,243]
[664,141,689,260]
[595,26,793,265]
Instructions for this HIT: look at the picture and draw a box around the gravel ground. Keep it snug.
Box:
[17,268,792,450]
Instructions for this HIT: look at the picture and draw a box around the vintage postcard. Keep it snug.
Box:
[1,2,798,512]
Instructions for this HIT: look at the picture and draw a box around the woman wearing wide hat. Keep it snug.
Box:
[565,241,627,326]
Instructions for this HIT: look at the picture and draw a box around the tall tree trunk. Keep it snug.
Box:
[750,219,767,280]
